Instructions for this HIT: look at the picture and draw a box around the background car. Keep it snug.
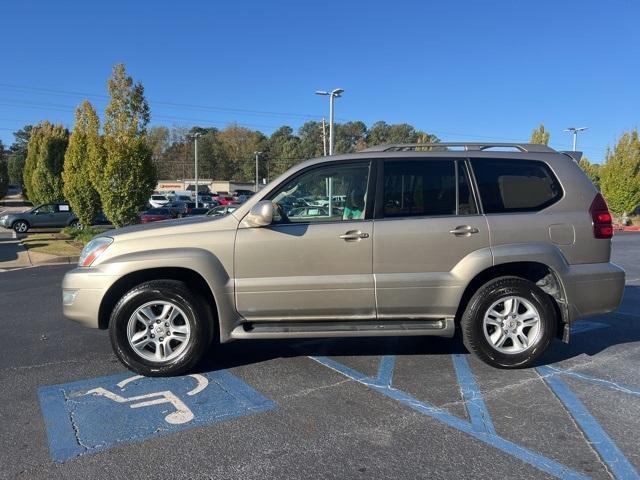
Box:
[206,205,239,217]
[0,203,79,233]
[217,195,237,206]
[166,201,188,217]
[287,206,331,218]
[139,208,175,223]
[149,194,170,208]
[186,207,210,216]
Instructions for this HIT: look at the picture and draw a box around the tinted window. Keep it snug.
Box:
[383,160,459,217]
[270,162,370,223]
[471,159,562,213]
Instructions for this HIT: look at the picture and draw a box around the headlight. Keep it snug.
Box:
[78,237,113,267]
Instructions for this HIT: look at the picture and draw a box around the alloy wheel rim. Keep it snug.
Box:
[482,296,541,354]
[126,300,191,362]
[16,222,27,232]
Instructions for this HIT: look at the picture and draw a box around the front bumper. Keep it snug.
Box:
[562,262,625,321]
[62,267,118,328]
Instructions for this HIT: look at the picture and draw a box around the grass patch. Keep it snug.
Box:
[21,227,107,257]
[22,234,83,257]
[60,226,108,244]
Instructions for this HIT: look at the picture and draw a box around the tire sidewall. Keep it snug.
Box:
[109,282,210,376]
[463,277,556,368]
[13,221,28,233]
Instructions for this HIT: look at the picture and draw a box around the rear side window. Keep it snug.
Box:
[471,159,562,213]
[383,160,476,217]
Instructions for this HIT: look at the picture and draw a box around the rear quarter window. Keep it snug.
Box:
[471,159,562,213]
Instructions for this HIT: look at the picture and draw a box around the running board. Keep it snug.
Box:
[229,318,455,340]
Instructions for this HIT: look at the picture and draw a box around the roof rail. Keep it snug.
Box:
[360,143,557,153]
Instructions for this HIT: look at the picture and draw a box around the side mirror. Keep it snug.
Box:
[243,201,273,228]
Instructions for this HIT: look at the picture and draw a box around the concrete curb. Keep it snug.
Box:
[26,250,79,266]
[615,225,640,232]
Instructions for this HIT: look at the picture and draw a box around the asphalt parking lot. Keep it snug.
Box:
[1,234,639,480]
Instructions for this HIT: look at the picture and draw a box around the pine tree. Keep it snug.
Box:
[600,129,640,215]
[98,64,156,227]
[63,101,102,227]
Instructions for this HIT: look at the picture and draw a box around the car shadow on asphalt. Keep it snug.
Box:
[194,285,640,374]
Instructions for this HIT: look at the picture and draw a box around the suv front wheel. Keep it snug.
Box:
[109,280,213,376]
[461,276,557,368]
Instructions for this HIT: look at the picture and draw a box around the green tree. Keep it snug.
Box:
[578,157,601,189]
[23,121,69,204]
[6,125,33,187]
[334,121,367,154]
[98,64,156,227]
[63,101,102,227]
[599,129,640,215]
[217,124,267,182]
[266,126,302,178]
[0,141,8,198]
[530,124,550,145]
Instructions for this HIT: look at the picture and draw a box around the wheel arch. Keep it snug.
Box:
[12,218,29,229]
[98,267,218,334]
[455,261,569,340]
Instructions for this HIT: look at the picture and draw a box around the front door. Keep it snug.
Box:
[30,204,57,227]
[373,159,491,319]
[234,161,375,321]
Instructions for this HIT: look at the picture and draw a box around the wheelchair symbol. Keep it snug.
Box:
[85,374,209,425]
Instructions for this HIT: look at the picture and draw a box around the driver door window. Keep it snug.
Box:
[270,163,371,223]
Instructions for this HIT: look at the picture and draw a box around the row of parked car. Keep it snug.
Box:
[140,190,253,224]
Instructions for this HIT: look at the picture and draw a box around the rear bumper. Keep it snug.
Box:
[562,262,625,321]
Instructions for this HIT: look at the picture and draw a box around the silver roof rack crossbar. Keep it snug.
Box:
[360,143,557,153]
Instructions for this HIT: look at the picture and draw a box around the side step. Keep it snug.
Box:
[229,318,455,340]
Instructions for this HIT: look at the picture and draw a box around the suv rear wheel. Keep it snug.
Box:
[109,280,213,376]
[461,276,556,368]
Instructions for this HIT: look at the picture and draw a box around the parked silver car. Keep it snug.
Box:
[1,203,79,233]
[62,143,624,376]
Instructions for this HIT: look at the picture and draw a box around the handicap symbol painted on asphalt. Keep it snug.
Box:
[38,370,276,462]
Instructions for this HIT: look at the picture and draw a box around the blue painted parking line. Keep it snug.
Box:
[452,354,496,435]
[542,366,640,397]
[538,366,639,480]
[310,355,588,480]
[571,320,610,335]
[38,370,276,462]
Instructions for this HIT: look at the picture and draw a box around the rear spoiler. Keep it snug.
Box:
[561,151,583,162]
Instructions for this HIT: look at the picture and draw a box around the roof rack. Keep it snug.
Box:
[360,143,557,153]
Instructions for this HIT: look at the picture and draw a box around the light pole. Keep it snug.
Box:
[190,132,202,207]
[564,127,588,151]
[315,88,344,155]
[254,151,262,192]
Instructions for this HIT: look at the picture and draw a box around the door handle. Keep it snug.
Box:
[449,225,479,236]
[339,230,369,241]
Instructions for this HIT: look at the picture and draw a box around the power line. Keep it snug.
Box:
[0,82,327,121]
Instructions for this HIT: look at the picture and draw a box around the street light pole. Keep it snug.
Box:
[315,88,344,155]
[254,151,262,192]
[190,132,202,208]
[321,117,327,156]
[564,127,588,151]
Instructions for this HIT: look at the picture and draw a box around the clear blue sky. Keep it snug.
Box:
[1,0,638,162]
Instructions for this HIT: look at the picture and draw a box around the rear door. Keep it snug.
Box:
[373,159,491,319]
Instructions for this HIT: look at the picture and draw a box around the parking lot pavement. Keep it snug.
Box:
[0,234,639,479]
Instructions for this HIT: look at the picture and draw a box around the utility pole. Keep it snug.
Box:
[190,132,202,207]
[315,88,344,155]
[254,151,262,192]
[321,117,327,156]
[564,127,588,151]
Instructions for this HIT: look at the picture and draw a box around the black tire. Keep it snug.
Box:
[69,219,81,229]
[109,280,213,376]
[461,276,557,368]
[12,220,29,233]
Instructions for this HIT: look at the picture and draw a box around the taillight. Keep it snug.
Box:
[589,193,613,239]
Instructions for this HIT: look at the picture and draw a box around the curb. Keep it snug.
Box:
[614,225,640,232]
[25,250,79,266]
